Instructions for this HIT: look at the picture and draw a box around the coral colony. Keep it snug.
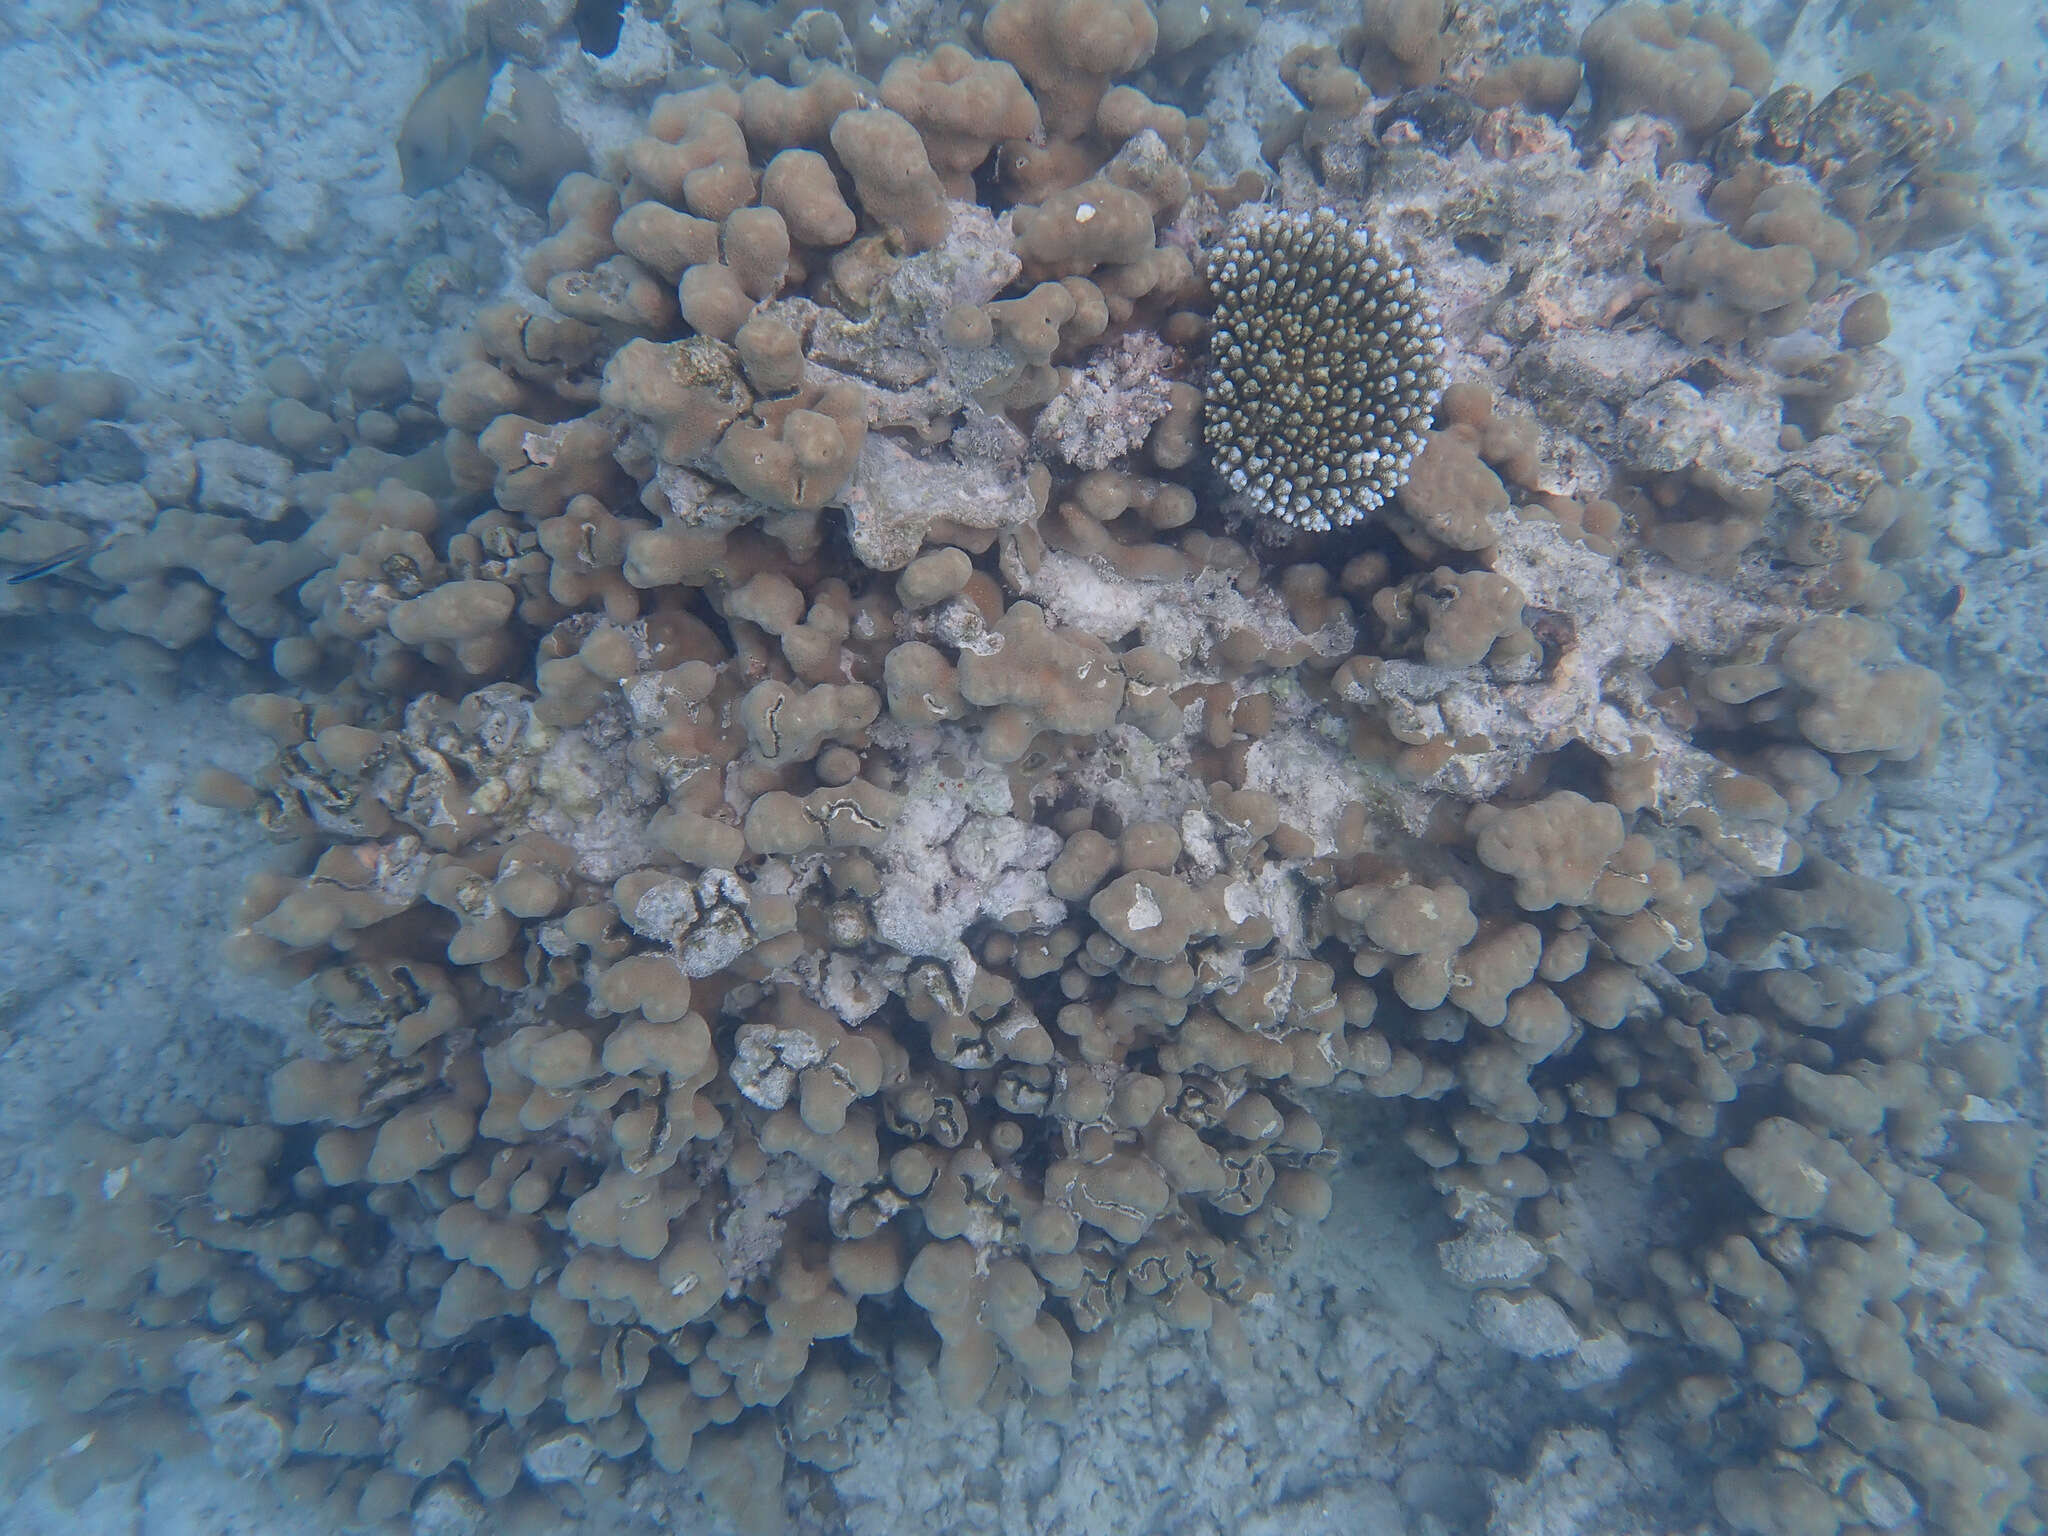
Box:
[1204,207,1445,531]
[1,1,2035,1533]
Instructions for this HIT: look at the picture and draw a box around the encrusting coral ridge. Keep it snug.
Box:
[0,0,2040,1533]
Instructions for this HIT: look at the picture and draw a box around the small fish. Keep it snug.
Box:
[5,540,98,585]
[398,48,496,196]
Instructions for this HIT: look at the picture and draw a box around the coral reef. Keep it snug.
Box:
[0,0,2039,1533]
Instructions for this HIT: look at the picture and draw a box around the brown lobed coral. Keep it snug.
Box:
[0,0,2028,1533]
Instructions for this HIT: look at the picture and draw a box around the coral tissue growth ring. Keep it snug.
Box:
[1204,206,1446,532]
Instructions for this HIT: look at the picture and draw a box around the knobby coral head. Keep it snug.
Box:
[1203,205,1446,533]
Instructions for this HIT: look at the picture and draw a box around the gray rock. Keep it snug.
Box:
[202,1401,288,1475]
[523,1427,598,1484]
[194,439,294,522]
[1471,1288,1581,1358]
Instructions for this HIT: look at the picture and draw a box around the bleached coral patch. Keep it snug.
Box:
[5,56,257,248]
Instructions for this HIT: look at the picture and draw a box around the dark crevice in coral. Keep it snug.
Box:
[573,0,628,57]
